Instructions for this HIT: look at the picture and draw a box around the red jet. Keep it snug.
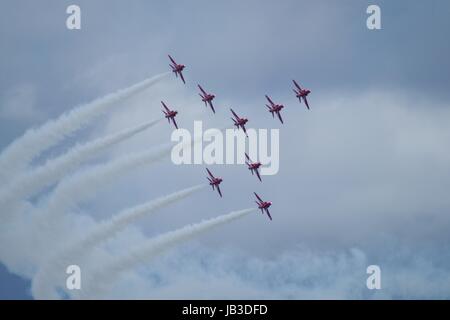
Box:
[230,109,249,136]
[265,95,284,124]
[206,168,223,197]
[292,80,311,110]
[198,84,216,113]
[245,153,262,182]
[161,101,178,129]
[168,55,186,84]
[254,192,272,221]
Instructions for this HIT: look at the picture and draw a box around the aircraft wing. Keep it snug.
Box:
[241,125,248,136]
[265,95,274,106]
[198,84,206,95]
[208,101,215,113]
[217,185,222,197]
[254,192,263,202]
[245,153,251,161]
[179,72,186,84]
[277,111,284,124]
[293,79,302,90]
[255,169,262,182]
[230,108,239,119]
[206,168,215,179]
[303,96,310,110]
[168,55,176,64]
[265,209,272,220]
[161,101,170,112]
[172,118,178,129]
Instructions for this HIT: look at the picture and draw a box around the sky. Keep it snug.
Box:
[1,0,450,299]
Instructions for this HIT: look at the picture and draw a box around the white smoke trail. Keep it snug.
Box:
[72,184,206,251]
[31,184,206,299]
[80,208,256,299]
[29,127,228,270]
[0,72,169,184]
[41,126,224,222]
[0,119,162,218]
[41,144,174,221]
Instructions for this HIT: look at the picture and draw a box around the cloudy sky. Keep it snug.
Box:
[1,0,450,299]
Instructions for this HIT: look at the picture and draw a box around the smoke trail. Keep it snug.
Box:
[73,184,206,250]
[0,72,169,184]
[41,125,225,221]
[26,142,180,277]
[31,184,206,299]
[41,144,173,220]
[80,208,256,299]
[28,125,231,298]
[0,119,161,218]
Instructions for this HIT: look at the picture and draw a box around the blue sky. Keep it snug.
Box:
[1,0,450,299]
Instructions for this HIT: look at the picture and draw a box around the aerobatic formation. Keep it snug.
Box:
[166,54,313,220]
[0,52,313,299]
